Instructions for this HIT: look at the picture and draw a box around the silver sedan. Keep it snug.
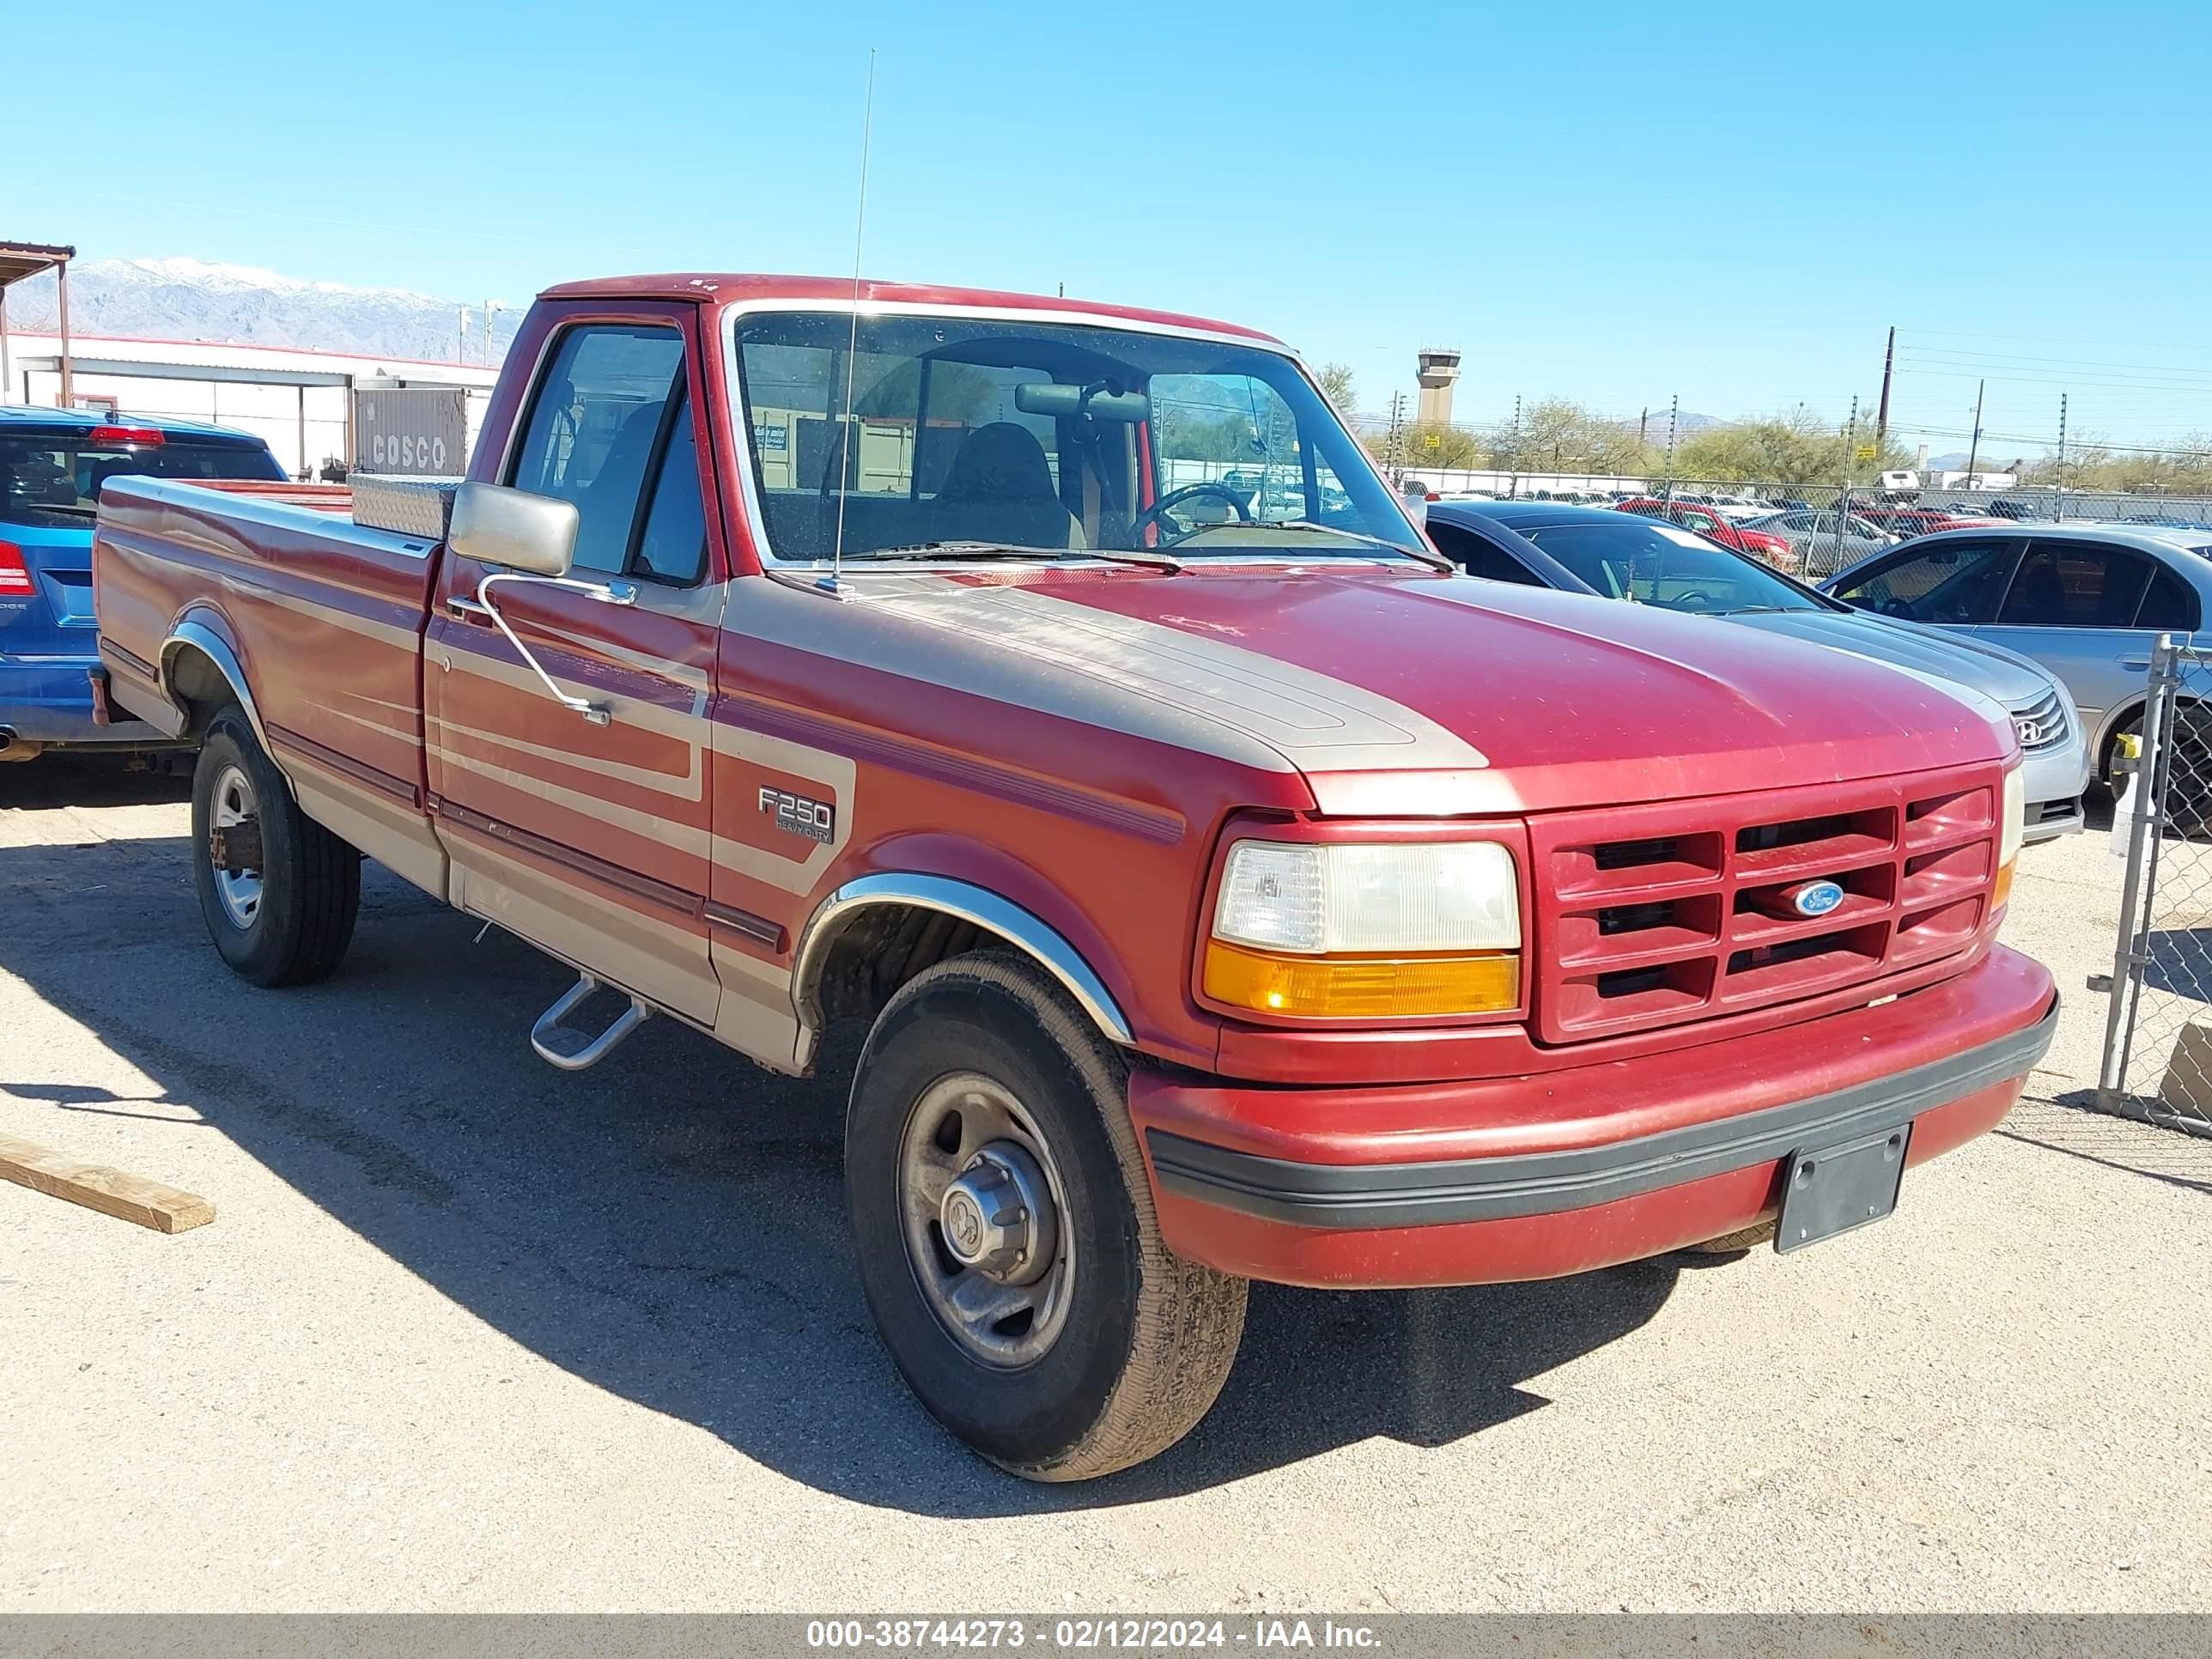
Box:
[1822,522,2212,788]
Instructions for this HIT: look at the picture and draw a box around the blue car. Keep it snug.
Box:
[2,406,285,761]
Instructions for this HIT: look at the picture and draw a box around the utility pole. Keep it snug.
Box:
[1833,396,1859,576]
[1638,406,1649,445]
[1962,377,1986,490]
[1385,392,1406,483]
[1875,325,1895,455]
[1508,394,1522,499]
[2055,392,2068,523]
[458,306,470,365]
[1663,394,1679,505]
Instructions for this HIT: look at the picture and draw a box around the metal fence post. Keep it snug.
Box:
[2098,635,2175,1103]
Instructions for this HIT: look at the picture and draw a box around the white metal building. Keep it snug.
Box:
[2,330,500,478]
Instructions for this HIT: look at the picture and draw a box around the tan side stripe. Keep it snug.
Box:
[429,744,713,858]
[429,713,706,803]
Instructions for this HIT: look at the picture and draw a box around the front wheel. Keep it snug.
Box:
[846,951,1247,1480]
[191,709,361,987]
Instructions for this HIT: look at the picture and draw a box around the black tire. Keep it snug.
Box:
[190,708,361,988]
[846,951,1247,1481]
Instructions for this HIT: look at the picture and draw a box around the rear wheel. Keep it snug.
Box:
[846,951,1247,1480]
[191,710,360,987]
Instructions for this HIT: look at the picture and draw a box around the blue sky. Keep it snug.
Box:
[12,0,2212,455]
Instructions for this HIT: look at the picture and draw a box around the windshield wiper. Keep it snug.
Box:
[836,541,1182,573]
[1185,520,1455,572]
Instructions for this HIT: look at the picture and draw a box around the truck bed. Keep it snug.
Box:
[94,475,448,886]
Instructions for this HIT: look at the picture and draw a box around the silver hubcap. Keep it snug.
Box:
[897,1073,1073,1369]
[210,763,263,929]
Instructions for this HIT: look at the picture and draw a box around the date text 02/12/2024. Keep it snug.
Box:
[805,1620,1382,1650]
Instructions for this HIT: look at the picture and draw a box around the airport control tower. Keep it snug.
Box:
[1416,347,1462,428]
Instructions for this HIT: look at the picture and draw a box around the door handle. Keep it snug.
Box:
[447,595,496,626]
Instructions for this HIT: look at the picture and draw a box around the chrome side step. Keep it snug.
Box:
[529,974,651,1071]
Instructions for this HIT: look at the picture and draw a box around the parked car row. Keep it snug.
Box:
[1614,496,1802,570]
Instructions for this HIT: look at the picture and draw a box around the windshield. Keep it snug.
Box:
[1511,518,1825,614]
[0,433,285,529]
[731,311,1419,564]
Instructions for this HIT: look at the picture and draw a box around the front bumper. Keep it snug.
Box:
[1129,945,2057,1288]
[0,657,172,749]
[2021,724,2091,842]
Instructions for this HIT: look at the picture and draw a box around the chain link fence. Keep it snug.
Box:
[2098,635,2212,1139]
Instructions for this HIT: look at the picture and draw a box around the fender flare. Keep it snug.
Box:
[160,618,282,767]
[791,873,1134,1061]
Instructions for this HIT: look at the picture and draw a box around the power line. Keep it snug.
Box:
[1902,343,2212,379]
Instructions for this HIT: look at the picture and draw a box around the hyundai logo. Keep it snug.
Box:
[1791,879,1846,918]
[2014,715,2048,747]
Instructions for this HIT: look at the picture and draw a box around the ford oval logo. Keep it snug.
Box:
[1793,879,1845,917]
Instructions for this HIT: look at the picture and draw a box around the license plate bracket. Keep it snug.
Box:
[1774,1121,1911,1254]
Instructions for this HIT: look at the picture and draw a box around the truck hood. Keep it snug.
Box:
[1722,608,2058,708]
[857,565,2013,817]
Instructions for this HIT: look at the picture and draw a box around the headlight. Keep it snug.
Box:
[1206,840,1522,1018]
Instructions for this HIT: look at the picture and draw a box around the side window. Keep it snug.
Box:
[509,325,686,576]
[1428,522,1542,586]
[1998,541,2150,628]
[1833,540,2015,623]
[632,386,708,585]
[2136,564,2200,632]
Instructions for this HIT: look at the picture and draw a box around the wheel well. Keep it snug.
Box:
[807,902,998,1030]
[163,642,241,738]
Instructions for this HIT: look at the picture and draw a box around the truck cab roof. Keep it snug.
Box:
[535,272,1284,346]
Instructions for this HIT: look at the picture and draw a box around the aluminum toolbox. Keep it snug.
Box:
[349,475,464,541]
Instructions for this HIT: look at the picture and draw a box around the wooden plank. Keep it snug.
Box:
[0,1133,215,1234]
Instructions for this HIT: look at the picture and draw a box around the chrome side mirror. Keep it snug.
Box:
[449,482,577,578]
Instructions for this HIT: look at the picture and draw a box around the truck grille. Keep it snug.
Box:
[1529,764,2002,1042]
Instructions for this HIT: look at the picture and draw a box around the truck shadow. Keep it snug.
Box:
[0,830,1684,1516]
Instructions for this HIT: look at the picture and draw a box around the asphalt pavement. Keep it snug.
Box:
[2,757,2207,1612]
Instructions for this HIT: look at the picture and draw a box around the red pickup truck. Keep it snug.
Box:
[93,273,2056,1481]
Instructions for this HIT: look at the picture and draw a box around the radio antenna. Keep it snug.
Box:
[823,46,878,594]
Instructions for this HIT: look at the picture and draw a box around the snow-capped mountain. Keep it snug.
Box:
[3,256,526,364]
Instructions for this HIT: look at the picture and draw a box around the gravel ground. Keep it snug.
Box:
[1,757,2207,1613]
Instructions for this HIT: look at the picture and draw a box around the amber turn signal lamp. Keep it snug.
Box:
[1203,939,1521,1018]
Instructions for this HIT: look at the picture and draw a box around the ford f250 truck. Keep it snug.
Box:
[93,273,2057,1481]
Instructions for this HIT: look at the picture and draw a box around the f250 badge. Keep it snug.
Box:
[758,786,836,845]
